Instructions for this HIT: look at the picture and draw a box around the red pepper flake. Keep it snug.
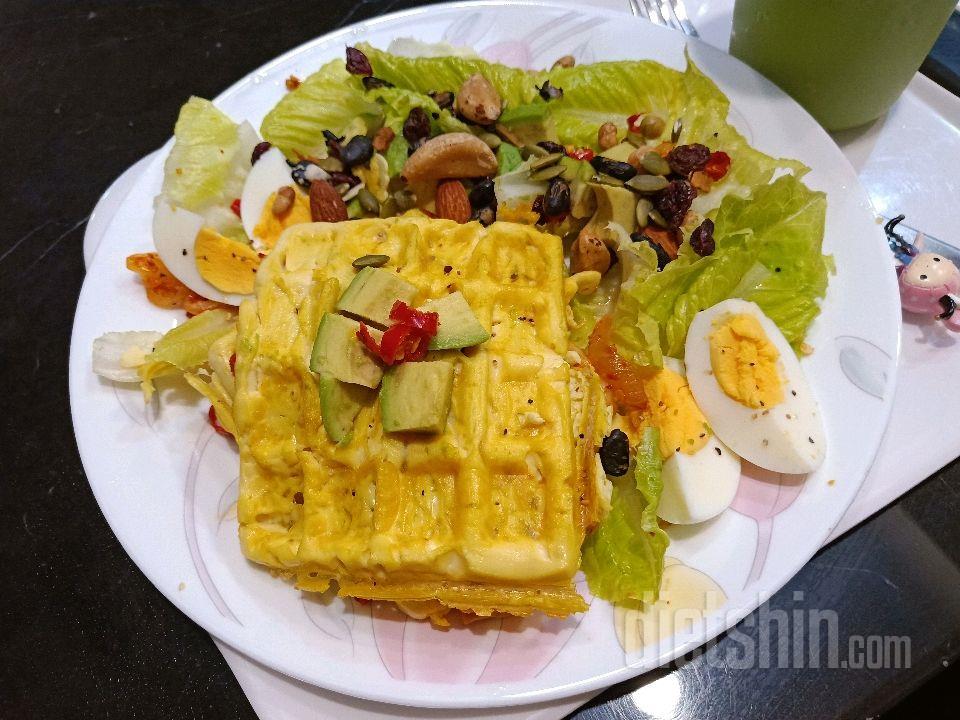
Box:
[230,198,242,217]
[626,113,644,134]
[704,151,731,180]
[292,491,304,504]
[208,406,233,439]
[229,353,237,374]
[285,75,301,91]
[567,147,595,162]
[356,301,439,366]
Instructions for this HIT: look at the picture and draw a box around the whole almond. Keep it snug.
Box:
[309,179,348,222]
[402,132,498,183]
[455,73,502,124]
[435,180,472,224]
[272,185,296,216]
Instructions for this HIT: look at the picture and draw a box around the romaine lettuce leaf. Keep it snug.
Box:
[581,428,669,602]
[260,60,382,160]
[356,42,541,111]
[614,174,828,362]
[162,97,253,212]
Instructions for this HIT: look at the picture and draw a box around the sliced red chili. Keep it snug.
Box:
[208,405,233,439]
[388,300,439,335]
[567,147,595,161]
[357,323,430,366]
[230,198,242,217]
[626,113,644,134]
[704,151,731,180]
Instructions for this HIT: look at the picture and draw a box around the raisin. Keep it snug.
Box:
[403,107,431,144]
[590,156,638,182]
[250,141,272,166]
[544,177,571,216]
[653,179,697,229]
[631,232,672,269]
[345,46,372,76]
[327,171,361,188]
[531,195,544,215]
[362,76,394,90]
[428,90,455,110]
[472,206,496,226]
[599,429,630,477]
[690,218,715,256]
[339,135,374,168]
[537,140,565,154]
[322,129,343,158]
[468,178,495,209]
[667,143,711,176]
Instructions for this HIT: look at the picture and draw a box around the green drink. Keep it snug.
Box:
[730,0,955,130]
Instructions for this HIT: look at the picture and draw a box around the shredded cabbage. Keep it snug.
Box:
[581,428,669,602]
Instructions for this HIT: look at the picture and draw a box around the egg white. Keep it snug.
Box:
[152,199,250,306]
[240,147,295,245]
[684,299,826,474]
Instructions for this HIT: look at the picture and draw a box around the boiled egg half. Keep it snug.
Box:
[239,147,311,251]
[684,299,826,474]
[647,358,741,525]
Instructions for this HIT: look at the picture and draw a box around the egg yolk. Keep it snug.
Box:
[194,227,261,294]
[640,367,710,459]
[709,313,784,409]
[253,189,312,251]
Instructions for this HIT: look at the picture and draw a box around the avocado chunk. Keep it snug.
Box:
[421,292,490,350]
[336,266,418,327]
[310,313,383,388]
[318,373,376,444]
[598,141,635,164]
[380,360,455,433]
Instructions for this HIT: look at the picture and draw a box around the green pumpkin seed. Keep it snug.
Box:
[641,152,671,176]
[529,152,564,170]
[529,164,565,182]
[522,143,549,158]
[595,173,625,187]
[640,114,666,139]
[626,174,669,193]
[317,157,345,173]
[648,208,669,228]
[625,131,647,148]
[357,187,380,215]
[479,132,502,149]
[379,196,398,218]
[352,254,390,269]
[393,190,416,211]
[635,198,653,228]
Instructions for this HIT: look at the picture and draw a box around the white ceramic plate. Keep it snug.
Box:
[69,0,901,708]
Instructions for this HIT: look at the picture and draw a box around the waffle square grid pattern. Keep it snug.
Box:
[234,216,605,618]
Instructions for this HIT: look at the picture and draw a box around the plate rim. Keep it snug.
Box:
[70,0,902,708]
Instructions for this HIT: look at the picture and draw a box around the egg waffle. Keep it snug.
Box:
[233,215,604,617]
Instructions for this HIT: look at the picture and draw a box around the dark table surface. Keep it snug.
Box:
[2,1,959,718]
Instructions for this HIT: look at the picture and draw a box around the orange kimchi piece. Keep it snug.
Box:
[126,252,229,316]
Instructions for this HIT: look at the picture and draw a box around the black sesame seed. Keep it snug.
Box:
[715,447,722,455]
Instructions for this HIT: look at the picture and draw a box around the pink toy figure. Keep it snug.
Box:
[897,251,960,331]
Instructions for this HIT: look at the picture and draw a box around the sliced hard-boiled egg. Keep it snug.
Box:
[194,226,261,295]
[240,147,300,246]
[651,358,741,525]
[684,299,826,474]
[152,199,250,305]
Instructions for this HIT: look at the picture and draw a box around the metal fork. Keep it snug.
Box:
[628,0,700,38]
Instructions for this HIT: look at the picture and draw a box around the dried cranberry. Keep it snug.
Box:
[345,46,372,76]
[537,140,565,154]
[428,90,455,110]
[362,76,394,90]
[704,151,731,180]
[667,143,711,176]
[536,80,563,101]
[654,179,697,229]
[599,429,630,476]
[250,141,272,166]
[690,218,715,256]
[589,156,638,182]
[631,232,672,270]
[327,171,361,188]
[403,107,431,144]
[469,178,495,209]
[340,135,374,168]
[544,178,570,216]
